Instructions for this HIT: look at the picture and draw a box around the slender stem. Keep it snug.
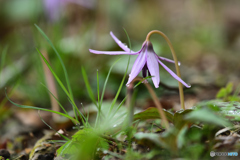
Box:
[126,83,134,126]
[129,77,169,130]
[146,30,185,110]
[95,70,100,127]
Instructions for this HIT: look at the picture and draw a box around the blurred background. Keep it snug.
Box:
[1,0,240,122]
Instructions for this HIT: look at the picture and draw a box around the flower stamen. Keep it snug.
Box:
[142,64,148,78]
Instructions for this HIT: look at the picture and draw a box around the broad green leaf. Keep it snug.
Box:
[94,101,128,131]
[57,128,109,160]
[134,132,162,146]
[184,108,231,127]
[133,107,174,122]
[173,109,193,129]
[196,100,240,121]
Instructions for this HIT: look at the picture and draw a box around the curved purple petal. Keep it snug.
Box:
[147,53,160,88]
[158,56,182,66]
[157,59,191,88]
[158,56,175,63]
[126,50,147,86]
[89,49,139,55]
[110,31,133,52]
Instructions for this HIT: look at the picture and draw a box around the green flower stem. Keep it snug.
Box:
[146,30,185,110]
[126,83,134,126]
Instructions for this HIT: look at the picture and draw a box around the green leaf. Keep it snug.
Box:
[58,128,109,159]
[35,24,73,99]
[216,82,233,100]
[37,49,69,97]
[110,96,127,119]
[216,88,227,99]
[40,83,68,115]
[134,132,162,146]
[226,82,233,93]
[35,25,83,124]
[100,59,120,111]
[196,100,240,121]
[37,49,83,123]
[133,107,174,122]
[184,108,231,127]
[81,67,97,106]
[173,109,193,129]
[177,125,188,148]
[109,57,128,113]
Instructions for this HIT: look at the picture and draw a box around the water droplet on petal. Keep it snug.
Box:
[187,84,191,87]
[178,62,181,66]
[126,84,130,87]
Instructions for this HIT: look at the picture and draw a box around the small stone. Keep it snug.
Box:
[0,149,10,159]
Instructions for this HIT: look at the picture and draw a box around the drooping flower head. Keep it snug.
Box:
[89,32,190,88]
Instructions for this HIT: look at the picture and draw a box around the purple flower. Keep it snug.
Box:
[89,32,190,88]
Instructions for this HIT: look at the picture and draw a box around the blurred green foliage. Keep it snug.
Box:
[216,82,240,101]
